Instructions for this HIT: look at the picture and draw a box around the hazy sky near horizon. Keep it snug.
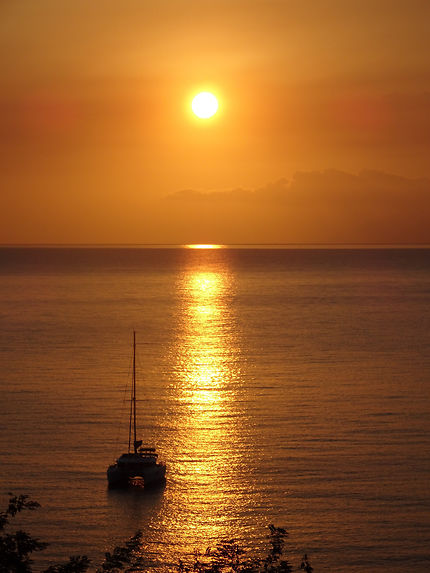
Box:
[1,0,430,244]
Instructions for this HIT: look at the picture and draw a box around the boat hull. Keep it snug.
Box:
[107,462,166,488]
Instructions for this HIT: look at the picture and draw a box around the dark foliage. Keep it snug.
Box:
[43,556,91,573]
[0,494,48,573]
[0,494,312,572]
[96,530,144,572]
[177,524,310,572]
[300,554,313,573]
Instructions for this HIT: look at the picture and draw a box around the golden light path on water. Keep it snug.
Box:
[154,252,253,566]
[180,271,229,489]
[186,244,225,249]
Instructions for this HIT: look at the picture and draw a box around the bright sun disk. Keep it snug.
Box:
[191,92,219,119]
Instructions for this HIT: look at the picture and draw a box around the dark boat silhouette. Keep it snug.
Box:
[107,332,166,488]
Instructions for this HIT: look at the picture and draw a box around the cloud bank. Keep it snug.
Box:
[166,170,430,244]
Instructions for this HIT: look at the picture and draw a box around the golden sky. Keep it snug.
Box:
[1,0,429,244]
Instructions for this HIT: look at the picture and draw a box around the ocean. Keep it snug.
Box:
[0,247,429,571]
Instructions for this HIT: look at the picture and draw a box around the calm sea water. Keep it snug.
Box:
[0,247,429,571]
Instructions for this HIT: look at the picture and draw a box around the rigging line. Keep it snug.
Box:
[135,340,151,400]
[114,343,134,451]
[132,330,137,451]
[136,340,150,396]
[129,332,135,453]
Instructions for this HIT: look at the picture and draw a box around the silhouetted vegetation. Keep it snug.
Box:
[177,525,313,572]
[0,494,48,573]
[0,494,312,572]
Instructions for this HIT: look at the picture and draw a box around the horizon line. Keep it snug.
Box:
[1,242,430,249]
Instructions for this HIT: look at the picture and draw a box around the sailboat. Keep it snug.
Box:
[107,332,166,488]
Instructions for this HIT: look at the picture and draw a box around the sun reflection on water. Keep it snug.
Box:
[179,272,227,418]
[186,244,225,249]
[161,256,248,557]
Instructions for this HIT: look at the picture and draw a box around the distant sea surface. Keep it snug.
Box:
[1,247,429,571]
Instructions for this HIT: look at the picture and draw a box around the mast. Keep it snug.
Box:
[133,330,137,452]
[128,334,133,453]
[128,331,138,454]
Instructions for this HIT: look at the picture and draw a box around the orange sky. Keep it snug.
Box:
[1,0,429,244]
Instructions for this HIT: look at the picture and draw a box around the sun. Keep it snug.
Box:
[191,92,219,119]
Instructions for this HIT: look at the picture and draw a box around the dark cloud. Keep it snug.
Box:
[166,170,430,244]
[168,170,429,204]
